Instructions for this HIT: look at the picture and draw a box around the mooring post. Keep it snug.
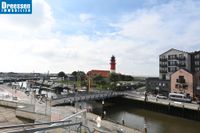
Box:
[144,117,148,133]
[182,104,185,117]
[144,123,147,133]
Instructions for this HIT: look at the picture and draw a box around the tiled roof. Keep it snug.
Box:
[87,70,110,78]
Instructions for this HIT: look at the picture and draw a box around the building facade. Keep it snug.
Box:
[159,48,191,80]
[147,48,200,97]
[87,70,110,78]
[194,71,200,98]
[191,51,200,73]
[146,78,170,96]
[171,69,193,97]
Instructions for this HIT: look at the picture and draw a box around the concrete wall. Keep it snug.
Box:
[171,69,193,97]
[16,109,50,121]
[0,100,17,108]
[0,100,50,122]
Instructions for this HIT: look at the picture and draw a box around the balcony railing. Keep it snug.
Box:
[168,69,177,72]
[160,70,167,73]
[168,62,178,66]
[178,57,186,60]
[168,57,178,60]
[178,64,186,67]
[159,58,167,62]
[175,83,188,89]
[160,64,167,67]
[194,55,200,60]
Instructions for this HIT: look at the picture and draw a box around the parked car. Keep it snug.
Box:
[156,94,167,99]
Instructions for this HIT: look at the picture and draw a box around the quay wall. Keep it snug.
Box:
[16,110,50,122]
[0,99,17,108]
[0,100,49,122]
[107,97,200,121]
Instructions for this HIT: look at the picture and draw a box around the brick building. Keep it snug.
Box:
[171,69,193,97]
[87,70,110,78]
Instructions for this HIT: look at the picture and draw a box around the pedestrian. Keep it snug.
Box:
[122,119,125,125]
[145,91,148,102]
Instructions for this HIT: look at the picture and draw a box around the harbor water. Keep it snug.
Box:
[104,102,200,133]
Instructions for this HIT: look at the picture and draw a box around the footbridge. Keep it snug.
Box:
[51,91,127,106]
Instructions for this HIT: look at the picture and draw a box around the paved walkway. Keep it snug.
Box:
[0,84,142,133]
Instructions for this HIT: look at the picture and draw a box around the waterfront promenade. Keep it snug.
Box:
[0,84,142,133]
[125,91,200,111]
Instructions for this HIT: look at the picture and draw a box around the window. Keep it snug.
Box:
[175,84,178,88]
[177,76,185,83]
[179,54,183,57]
[195,67,200,72]
[195,54,200,59]
[195,61,200,65]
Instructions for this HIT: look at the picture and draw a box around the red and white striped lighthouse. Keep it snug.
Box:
[110,55,116,73]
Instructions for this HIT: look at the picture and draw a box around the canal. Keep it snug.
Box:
[104,105,200,133]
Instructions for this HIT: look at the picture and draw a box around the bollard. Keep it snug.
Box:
[144,123,147,133]
[168,102,171,113]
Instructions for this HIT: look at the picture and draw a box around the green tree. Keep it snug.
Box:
[58,71,66,78]
[93,74,104,84]
[110,73,120,82]
[71,71,87,87]
[92,74,108,89]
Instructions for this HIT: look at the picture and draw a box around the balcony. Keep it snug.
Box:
[195,64,200,67]
[175,83,188,89]
[168,67,177,72]
[194,55,200,60]
[159,58,167,62]
[168,62,177,66]
[160,70,167,73]
[168,57,178,60]
[178,57,186,61]
[176,78,186,84]
[194,61,200,66]
[160,64,167,67]
[178,64,186,67]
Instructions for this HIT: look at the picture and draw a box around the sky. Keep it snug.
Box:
[0,0,200,76]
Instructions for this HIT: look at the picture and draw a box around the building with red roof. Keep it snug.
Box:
[87,70,110,78]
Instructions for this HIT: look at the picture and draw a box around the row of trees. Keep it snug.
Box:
[57,71,135,90]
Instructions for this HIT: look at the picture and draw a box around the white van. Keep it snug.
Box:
[168,93,192,103]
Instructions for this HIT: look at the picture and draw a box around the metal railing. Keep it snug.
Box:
[0,120,71,130]
[5,122,83,133]
[0,109,92,133]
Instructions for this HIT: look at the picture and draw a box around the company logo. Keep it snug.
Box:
[0,0,32,14]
